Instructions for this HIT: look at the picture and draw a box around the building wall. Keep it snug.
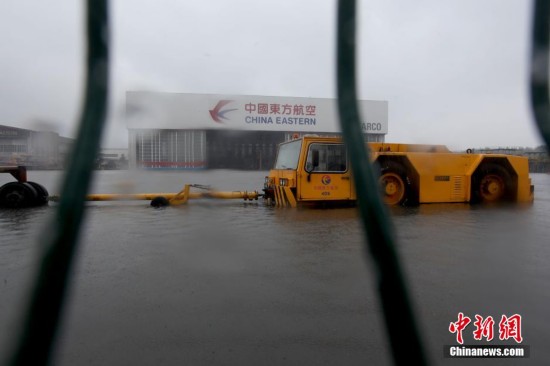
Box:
[29,131,59,166]
[126,92,388,170]
[129,128,385,170]
[126,92,389,134]
[206,130,285,170]
[0,125,30,165]
[0,124,74,169]
[130,129,206,169]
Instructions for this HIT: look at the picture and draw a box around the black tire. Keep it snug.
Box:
[0,182,39,208]
[150,196,170,208]
[472,163,513,203]
[378,162,411,206]
[27,181,49,205]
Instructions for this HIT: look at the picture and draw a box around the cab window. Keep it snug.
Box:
[305,143,347,172]
[274,139,302,169]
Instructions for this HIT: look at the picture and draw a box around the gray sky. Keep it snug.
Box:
[0,0,544,150]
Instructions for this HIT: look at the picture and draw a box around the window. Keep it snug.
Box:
[305,143,347,172]
[274,139,302,169]
[0,144,27,153]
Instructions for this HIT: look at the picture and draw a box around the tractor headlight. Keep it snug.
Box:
[264,176,274,189]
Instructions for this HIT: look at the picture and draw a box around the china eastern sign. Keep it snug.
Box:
[127,92,388,134]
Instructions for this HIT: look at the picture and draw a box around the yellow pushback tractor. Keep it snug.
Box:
[263,136,534,207]
[0,136,535,208]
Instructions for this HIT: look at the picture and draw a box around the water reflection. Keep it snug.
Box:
[0,205,50,241]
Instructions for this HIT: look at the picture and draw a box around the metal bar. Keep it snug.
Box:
[283,186,297,207]
[0,166,27,182]
[169,184,190,205]
[336,1,428,364]
[8,1,110,365]
[530,0,550,149]
[48,190,261,202]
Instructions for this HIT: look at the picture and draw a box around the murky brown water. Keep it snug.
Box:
[1,170,549,365]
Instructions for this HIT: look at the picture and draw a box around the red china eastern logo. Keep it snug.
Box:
[209,100,237,123]
[321,175,331,185]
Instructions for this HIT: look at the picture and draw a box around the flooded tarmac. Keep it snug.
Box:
[1,170,549,365]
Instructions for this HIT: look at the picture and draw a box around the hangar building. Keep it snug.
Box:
[126,92,388,170]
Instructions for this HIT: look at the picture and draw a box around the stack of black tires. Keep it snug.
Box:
[0,181,49,208]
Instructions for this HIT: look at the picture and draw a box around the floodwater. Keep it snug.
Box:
[1,170,549,365]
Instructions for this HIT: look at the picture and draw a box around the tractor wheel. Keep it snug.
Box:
[150,196,170,208]
[472,164,513,203]
[379,163,410,206]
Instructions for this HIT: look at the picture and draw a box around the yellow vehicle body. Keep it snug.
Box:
[264,136,534,207]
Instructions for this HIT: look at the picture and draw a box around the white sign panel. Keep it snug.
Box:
[126,92,388,134]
